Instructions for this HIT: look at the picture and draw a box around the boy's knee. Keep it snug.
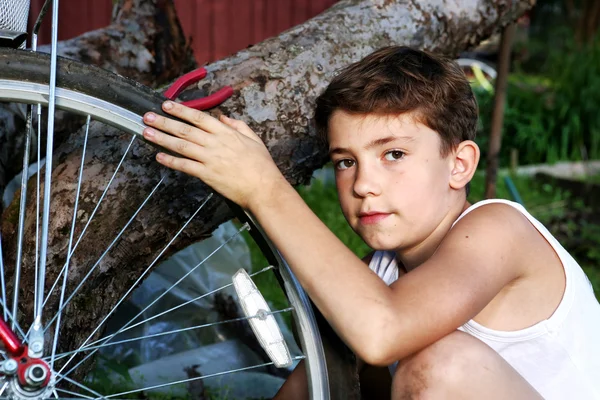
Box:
[392,331,496,399]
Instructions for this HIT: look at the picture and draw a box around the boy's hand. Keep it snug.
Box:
[142,101,287,211]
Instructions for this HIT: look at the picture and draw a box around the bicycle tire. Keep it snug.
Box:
[0,47,350,399]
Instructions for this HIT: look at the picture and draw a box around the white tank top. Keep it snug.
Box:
[368,199,600,399]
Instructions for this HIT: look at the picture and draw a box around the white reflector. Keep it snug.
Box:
[232,268,293,368]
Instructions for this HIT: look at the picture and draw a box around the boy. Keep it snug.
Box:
[141,46,600,398]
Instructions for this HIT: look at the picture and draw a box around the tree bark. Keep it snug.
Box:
[50,0,196,87]
[0,0,196,208]
[573,0,600,44]
[1,0,535,392]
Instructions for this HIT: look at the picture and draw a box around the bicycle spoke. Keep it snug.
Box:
[11,106,33,331]
[53,372,106,399]
[50,115,91,370]
[105,357,305,399]
[0,231,8,322]
[104,223,251,336]
[35,0,62,327]
[50,307,292,362]
[87,265,274,347]
[0,39,328,396]
[33,102,42,342]
[43,175,165,334]
[56,388,93,400]
[55,224,251,381]
[41,135,137,313]
[49,193,213,364]
[0,297,27,340]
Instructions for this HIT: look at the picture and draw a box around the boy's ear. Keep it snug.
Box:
[449,140,480,190]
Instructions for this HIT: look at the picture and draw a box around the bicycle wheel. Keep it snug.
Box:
[456,58,497,90]
[0,47,334,399]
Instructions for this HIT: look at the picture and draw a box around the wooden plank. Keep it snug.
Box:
[24,0,341,60]
[212,0,230,61]
[251,0,267,45]
[28,0,112,44]
[98,1,113,29]
[229,0,253,52]
[265,0,278,39]
[174,0,194,41]
[276,0,293,33]
[309,0,320,17]
[80,0,89,38]
[194,0,212,64]
[293,0,311,25]
[70,0,110,36]
[173,0,196,62]
[310,0,335,18]
[60,0,85,40]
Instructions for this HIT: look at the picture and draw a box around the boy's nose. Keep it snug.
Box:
[353,167,381,198]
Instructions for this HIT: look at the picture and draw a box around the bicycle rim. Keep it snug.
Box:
[0,47,329,399]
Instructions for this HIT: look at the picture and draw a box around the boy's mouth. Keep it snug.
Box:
[358,211,391,225]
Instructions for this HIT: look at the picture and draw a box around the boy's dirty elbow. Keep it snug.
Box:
[357,323,404,367]
[357,337,398,367]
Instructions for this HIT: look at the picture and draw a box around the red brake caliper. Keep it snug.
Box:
[0,318,51,389]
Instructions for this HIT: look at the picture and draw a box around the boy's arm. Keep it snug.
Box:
[246,182,527,365]
[143,104,529,366]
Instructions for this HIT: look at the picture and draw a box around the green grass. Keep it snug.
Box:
[296,180,372,258]
[468,172,572,224]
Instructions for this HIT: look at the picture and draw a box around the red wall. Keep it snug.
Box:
[28,0,337,64]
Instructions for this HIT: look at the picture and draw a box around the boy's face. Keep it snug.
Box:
[328,110,460,253]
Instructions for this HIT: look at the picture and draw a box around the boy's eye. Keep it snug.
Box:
[384,150,405,161]
[334,159,355,170]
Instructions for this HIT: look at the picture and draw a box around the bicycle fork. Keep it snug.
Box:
[0,318,52,398]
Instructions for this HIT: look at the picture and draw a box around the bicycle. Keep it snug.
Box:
[0,0,348,398]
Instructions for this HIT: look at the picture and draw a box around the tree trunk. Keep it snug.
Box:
[50,0,196,87]
[1,0,535,392]
[573,0,600,44]
[0,0,196,208]
[485,23,516,199]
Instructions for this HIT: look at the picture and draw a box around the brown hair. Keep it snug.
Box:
[314,46,478,157]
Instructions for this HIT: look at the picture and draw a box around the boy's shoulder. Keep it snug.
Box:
[450,200,534,244]
[440,200,568,333]
[436,201,540,276]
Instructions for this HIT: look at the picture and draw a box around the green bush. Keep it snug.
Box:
[475,34,600,166]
